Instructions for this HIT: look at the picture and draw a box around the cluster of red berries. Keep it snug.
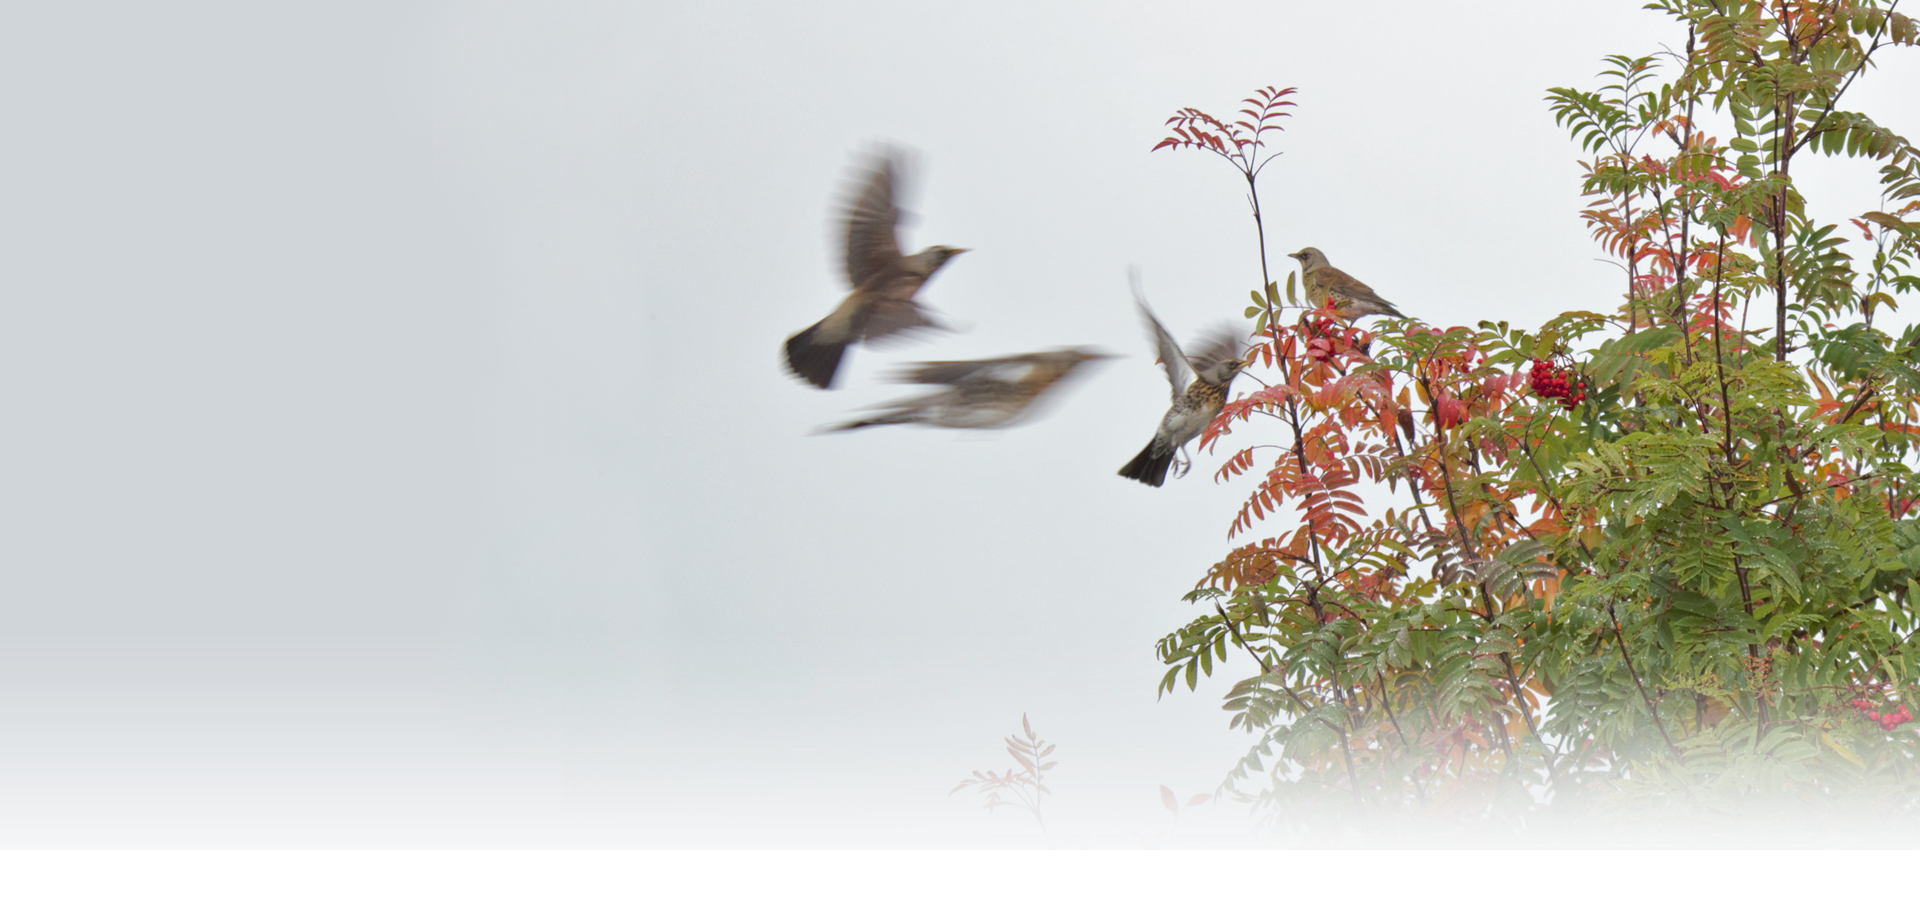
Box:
[1528,359,1587,409]
[1300,317,1367,362]
[1851,698,1913,731]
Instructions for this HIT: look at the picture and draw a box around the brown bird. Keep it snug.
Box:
[1288,247,1406,320]
[825,348,1112,431]
[784,151,966,389]
[1117,286,1249,487]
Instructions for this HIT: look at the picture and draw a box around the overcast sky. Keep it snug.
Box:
[1,1,1915,846]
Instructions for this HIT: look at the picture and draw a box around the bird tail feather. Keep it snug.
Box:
[822,409,918,433]
[784,320,849,389]
[1117,441,1174,487]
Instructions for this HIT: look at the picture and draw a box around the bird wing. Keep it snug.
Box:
[893,353,1043,386]
[842,153,905,289]
[1131,277,1192,399]
[857,298,946,343]
[1322,266,1397,312]
[1185,323,1246,386]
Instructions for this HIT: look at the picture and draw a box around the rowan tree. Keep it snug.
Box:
[1152,0,1920,827]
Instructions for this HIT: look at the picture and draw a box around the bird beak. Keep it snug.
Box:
[1286,251,1304,259]
[948,248,971,255]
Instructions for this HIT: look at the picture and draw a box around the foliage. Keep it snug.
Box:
[1121,779,1213,844]
[950,713,1057,838]
[1150,0,1920,829]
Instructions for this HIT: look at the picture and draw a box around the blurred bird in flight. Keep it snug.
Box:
[784,150,966,389]
[825,349,1111,432]
[1287,247,1405,320]
[1117,281,1249,487]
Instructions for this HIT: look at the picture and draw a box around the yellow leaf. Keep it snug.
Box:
[1820,730,1866,769]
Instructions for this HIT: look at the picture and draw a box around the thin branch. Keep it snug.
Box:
[1788,0,1901,159]
[1610,602,1683,759]
[1375,673,1429,806]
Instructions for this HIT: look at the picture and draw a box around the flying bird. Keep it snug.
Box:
[1117,285,1250,487]
[824,349,1112,432]
[1288,247,1406,320]
[783,151,966,389]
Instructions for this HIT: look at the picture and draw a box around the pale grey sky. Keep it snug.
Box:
[0,1,1913,846]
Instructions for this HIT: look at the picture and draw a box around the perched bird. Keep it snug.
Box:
[1117,287,1250,487]
[824,348,1111,432]
[1287,247,1406,320]
[784,151,966,389]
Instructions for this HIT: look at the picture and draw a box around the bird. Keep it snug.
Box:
[1117,284,1250,487]
[824,348,1112,432]
[783,150,966,389]
[1287,247,1406,320]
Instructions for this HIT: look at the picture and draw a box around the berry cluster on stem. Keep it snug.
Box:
[1299,300,1369,362]
[1850,697,1913,731]
[1528,357,1586,409]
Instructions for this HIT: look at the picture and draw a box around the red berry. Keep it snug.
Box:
[1870,711,1881,720]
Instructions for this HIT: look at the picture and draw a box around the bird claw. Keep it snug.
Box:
[1173,448,1192,480]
